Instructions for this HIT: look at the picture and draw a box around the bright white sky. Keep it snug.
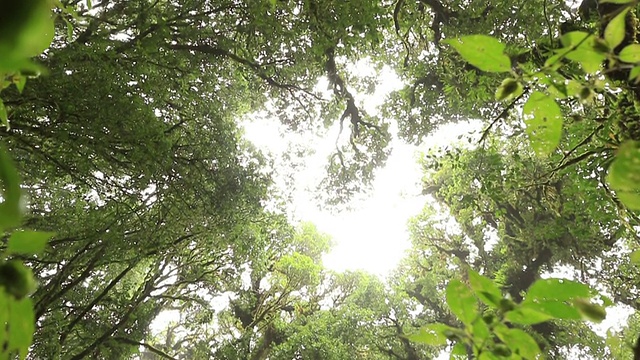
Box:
[243,62,482,277]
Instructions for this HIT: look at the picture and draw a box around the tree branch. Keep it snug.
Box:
[114,337,179,360]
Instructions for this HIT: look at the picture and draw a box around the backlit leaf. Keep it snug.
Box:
[446,279,477,325]
[0,146,22,229]
[524,278,591,303]
[522,91,563,156]
[0,98,7,128]
[620,44,640,63]
[7,297,34,359]
[607,141,640,209]
[468,270,502,308]
[604,8,629,49]
[408,323,457,346]
[444,35,511,72]
[7,231,54,255]
[495,327,541,359]
[504,306,554,325]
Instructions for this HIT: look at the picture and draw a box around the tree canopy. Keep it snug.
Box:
[2,0,640,359]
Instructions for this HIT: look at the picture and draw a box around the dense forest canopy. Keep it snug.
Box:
[2,0,640,359]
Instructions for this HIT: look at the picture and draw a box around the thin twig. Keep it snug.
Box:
[478,90,528,144]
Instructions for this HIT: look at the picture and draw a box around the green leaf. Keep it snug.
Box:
[605,8,629,49]
[15,4,55,58]
[444,35,511,72]
[608,141,640,190]
[65,18,74,42]
[6,231,54,255]
[620,44,640,63]
[573,298,607,322]
[7,297,34,359]
[600,0,635,4]
[522,301,582,320]
[560,31,592,48]
[607,141,640,209]
[0,289,8,352]
[451,342,467,357]
[522,91,563,156]
[617,192,640,209]
[563,47,606,73]
[471,316,491,343]
[630,250,640,264]
[15,75,27,94]
[504,306,554,325]
[0,146,22,229]
[495,327,541,359]
[0,98,7,127]
[495,78,522,101]
[446,279,477,325]
[524,278,591,303]
[408,323,457,346]
[629,66,640,83]
[557,32,606,72]
[468,270,502,308]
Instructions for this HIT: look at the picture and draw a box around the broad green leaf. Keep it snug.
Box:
[408,323,458,346]
[618,192,640,210]
[14,4,55,58]
[630,250,640,264]
[444,35,511,72]
[504,306,554,325]
[629,66,640,83]
[524,278,591,303]
[0,98,7,127]
[560,31,592,48]
[446,279,477,325]
[0,146,22,229]
[7,231,54,255]
[7,297,34,359]
[468,270,502,308]
[604,8,629,49]
[607,141,640,209]
[495,327,541,360]
[620,44,640,63]
[608,141,640,190]
[573,298,607,322]
[600,0,635,3]
[522,92,563,156]
[522,301,582,320]
[564,48,606,73]
[471,316,491,343]
[557,32,606,72]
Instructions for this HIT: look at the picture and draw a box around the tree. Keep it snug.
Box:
[4,0,640,358]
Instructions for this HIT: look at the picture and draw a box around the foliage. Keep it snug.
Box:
[409,270,609,359]
[5,0,640,359]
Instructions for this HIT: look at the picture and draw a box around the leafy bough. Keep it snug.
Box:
[408,270,609,359]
